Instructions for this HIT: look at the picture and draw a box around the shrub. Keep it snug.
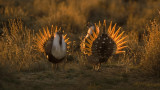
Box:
[33,0,99,33]
[140,19,160,77]
[0,19,46,71]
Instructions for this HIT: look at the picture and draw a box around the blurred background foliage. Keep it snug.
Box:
[0,0,160,77]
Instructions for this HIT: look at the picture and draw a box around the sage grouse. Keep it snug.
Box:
[81,20,127,70]
[36,26,70,69]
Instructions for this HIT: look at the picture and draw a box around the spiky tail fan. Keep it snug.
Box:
[35,25,70,55]
[81,20,127,57]
[80,24,100,55]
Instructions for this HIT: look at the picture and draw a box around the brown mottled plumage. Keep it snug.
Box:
[81,20,127,70]
[35,26,70,69]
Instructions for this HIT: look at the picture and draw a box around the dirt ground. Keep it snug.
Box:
[1,63,160,90]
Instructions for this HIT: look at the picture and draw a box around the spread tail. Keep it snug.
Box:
[35,25,70,55]
[81,20,127,56]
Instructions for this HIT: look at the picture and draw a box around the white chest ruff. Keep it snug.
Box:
[86,26,99,38]
[84,26,99,49]
[51,34,66,59]
[86,26,95,38]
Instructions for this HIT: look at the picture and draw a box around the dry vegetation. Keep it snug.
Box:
[0,0,160,90]
[140,19,160,77]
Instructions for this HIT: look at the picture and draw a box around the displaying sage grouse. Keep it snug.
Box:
[81,20,127,70]
[81,23,100,54]
[35,26,70,69]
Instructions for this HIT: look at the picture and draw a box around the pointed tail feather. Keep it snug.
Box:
[107,22,127,54]
[81,20,127,56]
[35,26,70,54]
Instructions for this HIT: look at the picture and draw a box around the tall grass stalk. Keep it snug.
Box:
[0,19,46,71]
[140,19,160,77]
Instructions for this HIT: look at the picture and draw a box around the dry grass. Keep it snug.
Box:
[140,19,160,77]
[0,19,48,71]
[0,0,160,89]
[33,0,99,33]
[0,0,159,74]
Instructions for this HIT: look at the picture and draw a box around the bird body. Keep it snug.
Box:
[81,20,127,70]
[36,26,70,69]
[51,33,66,60]
[91,34,116,63]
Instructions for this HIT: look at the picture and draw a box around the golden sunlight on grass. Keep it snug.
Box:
[0,19,48,71]
[0,0,160,90]
[140,19,160,77]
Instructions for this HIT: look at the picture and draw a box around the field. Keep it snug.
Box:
[0,0,160,90]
